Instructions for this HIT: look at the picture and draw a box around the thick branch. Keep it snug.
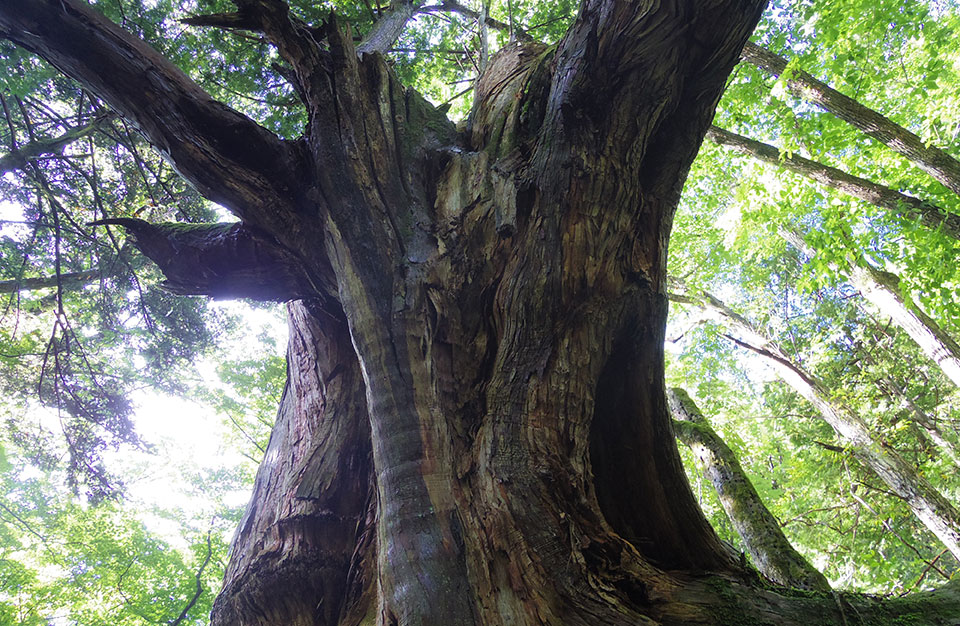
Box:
[418,0,533,42]
[0,114,113,175]
[90,218,329,301]
[668,387,831,592]
[707,125,960,240]
[0,269,100,294]
[0,0,304,224]
[357,0,416,54]
[741,41,960,197]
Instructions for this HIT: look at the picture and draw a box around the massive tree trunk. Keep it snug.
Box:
[5,0,960,624]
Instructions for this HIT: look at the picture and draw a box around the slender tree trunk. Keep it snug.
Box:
[670,285,960,563]
[668,387,831,592]
[706,126,960,240]
[876,373,960,468]
[740,41,960,197]
[780,226,960,388]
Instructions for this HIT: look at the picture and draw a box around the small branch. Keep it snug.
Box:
[169,530,213,626]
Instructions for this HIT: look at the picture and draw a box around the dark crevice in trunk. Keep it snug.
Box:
[589,294,735,572]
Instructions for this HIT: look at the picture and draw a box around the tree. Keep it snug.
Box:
[669,282,960,562]
[4,1,960,625]
[668,387,831,592]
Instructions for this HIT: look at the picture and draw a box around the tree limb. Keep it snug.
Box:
[89,218,333,302]
[169,530,213,626]
[669,387,832,592]
[0,114,114,175]
[0,269,100,294]
[741,41,960,197]
[417,0,533,42]
[706,125,960,240]
[0,0,305,225]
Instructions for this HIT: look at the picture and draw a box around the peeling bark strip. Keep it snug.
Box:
[13,0,960,624]
[706,126,960,240]
[668,388,831,592]
[779,226,960,389]
[741,41,960,197]
[670,285,960,563]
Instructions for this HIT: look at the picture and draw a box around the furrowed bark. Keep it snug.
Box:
[706,126,960,240]
[741,41,960,197]
[27,0,960,623]
[780,226,960,388]
[211,301,375,626]
[670,286,960,562]
[668,387,831,592]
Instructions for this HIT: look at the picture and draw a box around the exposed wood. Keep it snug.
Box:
[16,0,960,624]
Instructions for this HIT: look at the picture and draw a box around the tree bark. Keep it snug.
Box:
[706,125,960,240]
[670,285,960,563]
[780,225,960,389]
[6,0,960,624]
[740,41,960,197]
[668,387,831,592]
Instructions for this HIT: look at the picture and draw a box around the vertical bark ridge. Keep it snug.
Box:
[211,301,374,626]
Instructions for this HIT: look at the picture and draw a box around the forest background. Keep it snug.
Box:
[1,0,960,623]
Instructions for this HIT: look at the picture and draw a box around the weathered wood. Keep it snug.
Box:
[11,0,960,623]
